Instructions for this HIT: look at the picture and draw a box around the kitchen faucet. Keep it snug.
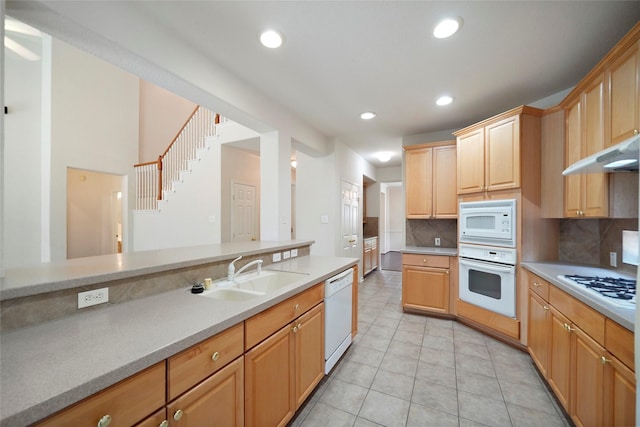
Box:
[227,256,263,280]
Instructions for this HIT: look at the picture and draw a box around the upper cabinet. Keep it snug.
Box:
[404,141,457,219]
[564,75,609,218]
[455,106,542,196]
[608,40,640,147]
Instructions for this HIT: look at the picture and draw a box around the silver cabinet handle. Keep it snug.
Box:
[174,409,184,421]
[97,415,112,427]
[211,351,220,361]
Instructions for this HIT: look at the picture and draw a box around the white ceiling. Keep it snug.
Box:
[6,1,640,168]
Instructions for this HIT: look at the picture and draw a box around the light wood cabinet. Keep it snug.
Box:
[455,107,542,196]
[363,237,378,276]
[527,290,550,377]
[245,302,324,427]
[167,357,244,427]
[401,254,450,314]
[36,363,166,427]
[526,272,636,426]
[564,76,609,218]
[607,39,640,147]
[404,141,457,218]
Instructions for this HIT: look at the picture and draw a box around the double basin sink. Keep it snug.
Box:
[198,270,307,301]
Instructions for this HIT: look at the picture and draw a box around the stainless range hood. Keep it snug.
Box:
[563,133,639,175]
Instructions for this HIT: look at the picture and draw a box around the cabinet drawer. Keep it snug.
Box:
[605,319,634,370]
[550,286,605,345]
[402,254,449,268]
[245,283,323,350]
[167,323,244,400]
[37,363,165,427]
[528,273,550,301]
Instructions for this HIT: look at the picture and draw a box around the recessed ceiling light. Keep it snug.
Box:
[436,95,453,106]
[433,17,462,39]
[260,30,284,48]
[360,112,377,120]
[377,152,392,162]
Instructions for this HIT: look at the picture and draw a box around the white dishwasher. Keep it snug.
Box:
[324,268,354,374]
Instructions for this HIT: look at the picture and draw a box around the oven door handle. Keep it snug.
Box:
[459,258,515,274]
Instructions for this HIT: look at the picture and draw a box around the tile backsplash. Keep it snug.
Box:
[405,219,457,247]
[559,218,638,275]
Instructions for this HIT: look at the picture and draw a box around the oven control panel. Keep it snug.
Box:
[458,244,517,265]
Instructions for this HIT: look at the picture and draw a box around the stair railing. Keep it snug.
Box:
[134,106,220,210]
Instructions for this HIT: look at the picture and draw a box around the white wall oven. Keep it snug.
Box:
[458,198,518,318]
[459,244,517,318]
[459,199,516,248]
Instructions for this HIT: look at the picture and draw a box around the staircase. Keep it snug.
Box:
[134,106,221,210]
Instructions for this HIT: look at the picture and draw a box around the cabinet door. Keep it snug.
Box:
[583,76,608,217]
[402,265,449,314]
[245,325,295,427]
[167,357,244,427]
[433,145,458,217]
[294,303,325,408]
[485,115,520,191]
[609,40,640,146]
[405,147,432,217]
[570,325,605,427]
[604,352,636,427]
[371,242,378,270]
[527,290,550,377]
[547,306,571,411]
[564,99,583,218]
[457,129,485,194]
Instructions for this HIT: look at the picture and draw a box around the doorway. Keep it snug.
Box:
[230,181,257,242]
[380,182,403,271]
[67,168,125,259]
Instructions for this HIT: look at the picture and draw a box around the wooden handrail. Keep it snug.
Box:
[134,160,160,168]
[161,105,200,159]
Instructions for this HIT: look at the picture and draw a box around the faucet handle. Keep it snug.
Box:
[228,256,243,280]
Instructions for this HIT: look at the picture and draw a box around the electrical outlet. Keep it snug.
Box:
[272,252,282,262]
[283,250,291,259]
[78,287,109,309]
[291,249,298,257]
[435,237,441,246]
[610,251,617,267]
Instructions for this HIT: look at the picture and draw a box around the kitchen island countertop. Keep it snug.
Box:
[522,261,635,331]
[0,255,357,427]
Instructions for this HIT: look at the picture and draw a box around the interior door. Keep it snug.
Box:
[231,182,256,242]
[341,180,359,259]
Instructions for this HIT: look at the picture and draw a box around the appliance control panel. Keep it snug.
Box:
[459,244,517,265]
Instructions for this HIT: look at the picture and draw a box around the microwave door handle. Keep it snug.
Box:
[460,258,515,274]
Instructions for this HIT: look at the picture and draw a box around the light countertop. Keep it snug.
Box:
[401,246,458,256]
[0,240,313,301]
[521,261,636,331]
[0,255,357,427]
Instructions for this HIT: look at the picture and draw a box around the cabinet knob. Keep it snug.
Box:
[211,351,220,361]
[159,421,169,427]
[601,356,612,365]
[563,323,574,332]
[294,303,300,311]
[97,415,112,427]
[543,305,550,311]
[174,409,184,421]
[533,282,541,287]
[293,325,299,333]
[634,129,638,136]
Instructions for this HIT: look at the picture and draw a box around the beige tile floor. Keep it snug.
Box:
[289,270,572,427]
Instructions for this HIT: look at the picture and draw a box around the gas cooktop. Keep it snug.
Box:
[557,274,636,309]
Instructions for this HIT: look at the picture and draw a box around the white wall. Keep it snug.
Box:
[221,145,261,242]
[4,28,44,268]
[139,80,197,162]
[50,38,139,261]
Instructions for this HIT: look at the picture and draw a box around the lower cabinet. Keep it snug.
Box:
[402,254,450,314]
[363,237,378,276]
[245,302,324,427]
[167,357,244,427]
[526,272,635,427]
[36,363,166,427]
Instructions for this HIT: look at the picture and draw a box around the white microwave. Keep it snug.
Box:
[459,199,516,247]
